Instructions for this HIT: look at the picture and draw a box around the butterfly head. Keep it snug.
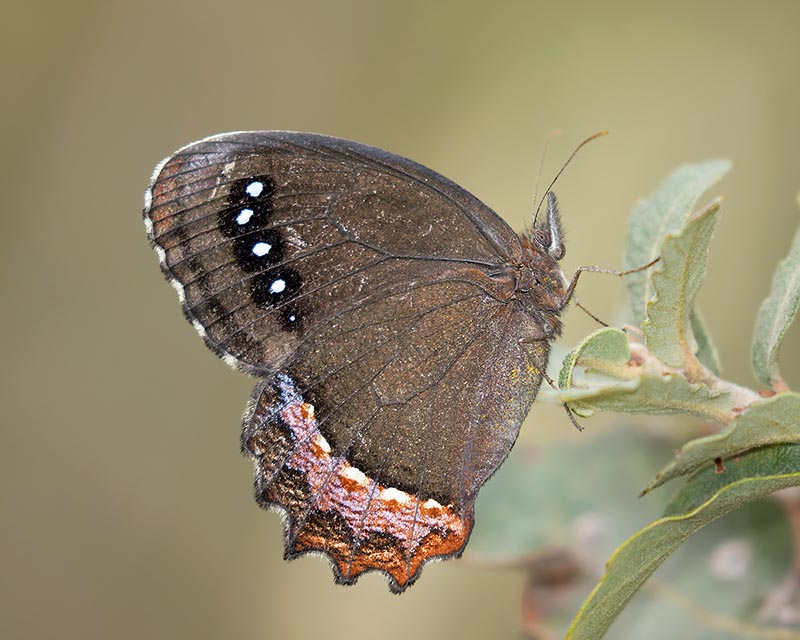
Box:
[518,195,568,338]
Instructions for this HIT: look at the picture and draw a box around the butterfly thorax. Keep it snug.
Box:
[515,234,566,340]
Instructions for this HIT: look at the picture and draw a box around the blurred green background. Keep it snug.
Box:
[3,1,800,638]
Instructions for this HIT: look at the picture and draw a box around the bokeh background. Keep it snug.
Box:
[4,1,800,638]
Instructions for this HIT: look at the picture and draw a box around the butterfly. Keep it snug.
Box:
[144,131,576,593]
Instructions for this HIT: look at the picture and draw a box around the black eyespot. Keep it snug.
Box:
[279,303,304,332]
[233,230,284,272]
[251,267,302,308]
[219,175,275,238]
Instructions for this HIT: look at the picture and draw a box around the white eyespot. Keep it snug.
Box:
[270,278,286,294]
[246,181,264,197]
[288,314,297,322]
[251,241,272,257]
[236,208,254,225]
[422,498,443,510]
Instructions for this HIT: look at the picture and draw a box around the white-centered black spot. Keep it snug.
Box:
[251,267,302,308]
[219,174,275,238]
[279,304,304,332]
[233,229,283,272]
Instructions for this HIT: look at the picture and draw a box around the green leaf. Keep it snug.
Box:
[566,443,800,640]
[558,373,734,424]
[752,211,800,390]
[625,160,731,325]
[558,327,633,416]
[611,498,791,639]
[559,327,632,388]
[690,309,721,375]
[557,327,734,424]
[663,443,800,515]
[643,201,720,373]
[642,392,800,494]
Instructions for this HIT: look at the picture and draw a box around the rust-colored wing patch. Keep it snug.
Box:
[243,374,472,593]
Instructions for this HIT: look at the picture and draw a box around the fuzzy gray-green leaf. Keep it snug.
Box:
[558,327,636,417]
[557,372,734,424]
[690,308,721,375]
[625,160,731,325]
[567,443,800,640]
[643,201,720,371]
[642,391,800,494]
[558,327,632,389]
[557,325,735,423]
[752,212,800,389]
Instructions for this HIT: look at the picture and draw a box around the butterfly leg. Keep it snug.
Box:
[561,258,661,311]
[519,344,585,433]
[538,368,584,432]
[572,297,609,327]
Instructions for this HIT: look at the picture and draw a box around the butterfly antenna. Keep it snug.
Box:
[530,129,563,231]
[532,130,609,227]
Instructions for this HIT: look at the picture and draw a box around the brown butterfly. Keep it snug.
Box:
[144,131,608,592]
